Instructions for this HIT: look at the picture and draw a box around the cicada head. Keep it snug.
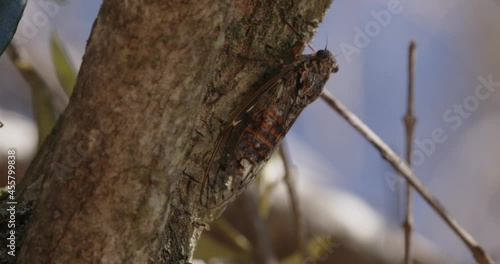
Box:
[296,49,338,105]
[313,49,338,74]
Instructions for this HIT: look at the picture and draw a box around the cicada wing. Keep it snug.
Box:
[200,95,271,209]
[229,74,299,196]
[200,62,305,209]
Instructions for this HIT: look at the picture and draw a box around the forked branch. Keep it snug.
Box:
[403,40,417,264]
[320,91,494,264]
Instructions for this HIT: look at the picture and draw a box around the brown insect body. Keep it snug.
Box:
[201,49,338,211]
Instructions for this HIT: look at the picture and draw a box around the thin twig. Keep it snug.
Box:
[279,142,308,260]
[242,190,279,264]
[320,91,494,264]
[403,40,417,264]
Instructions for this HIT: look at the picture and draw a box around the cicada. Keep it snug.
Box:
[200,48,339,210]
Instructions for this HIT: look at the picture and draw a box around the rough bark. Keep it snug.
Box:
[158,0,332,262]
[15,1,231,262]
[7,0,332,263]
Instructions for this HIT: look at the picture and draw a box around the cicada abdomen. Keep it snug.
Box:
[200,49,339,211]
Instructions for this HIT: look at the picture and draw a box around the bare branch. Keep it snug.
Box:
[320,91,494,264]
[403,40,417,264]
[242,190,278,264]
[279,142,307,260]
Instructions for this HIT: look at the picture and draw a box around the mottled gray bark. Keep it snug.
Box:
[8,0,332,263]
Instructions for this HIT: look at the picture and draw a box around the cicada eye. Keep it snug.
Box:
[316,50,330,60]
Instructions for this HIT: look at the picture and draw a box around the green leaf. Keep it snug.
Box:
[31,74,57,148]
[0,0,27,55]
[6,45,57,148]
[51,32,76,95]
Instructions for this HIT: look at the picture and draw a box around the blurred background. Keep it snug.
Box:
[1,0,499,263]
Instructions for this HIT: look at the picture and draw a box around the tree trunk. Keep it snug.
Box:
[10,0,332,263]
